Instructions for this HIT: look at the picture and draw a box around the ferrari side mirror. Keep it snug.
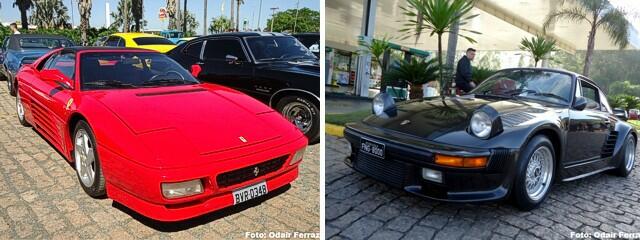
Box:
[40,69,73,90]
[190,64,202,78]
[573,96,588,111]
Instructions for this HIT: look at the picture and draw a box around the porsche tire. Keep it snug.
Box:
[613,134,636,177]
[16,90,30,127]
[276,96,319,144]
[512,135,555,211]
[73,120,106,198]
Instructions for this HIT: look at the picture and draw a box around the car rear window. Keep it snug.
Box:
[19,38,73,48]
[133,37,175,46]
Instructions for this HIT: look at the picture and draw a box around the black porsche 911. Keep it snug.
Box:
[344,68,637,210]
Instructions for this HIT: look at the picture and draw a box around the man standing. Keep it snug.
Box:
[9,23,21,34]
[455,48,476,93]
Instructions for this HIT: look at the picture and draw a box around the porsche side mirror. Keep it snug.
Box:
[40,69,73,89]
[372,93,397,118]
[573,96,588,111]
[190,64,202,78]
[225,54,239,64]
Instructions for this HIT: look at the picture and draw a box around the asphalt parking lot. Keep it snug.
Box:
[326,134,640,240]
[0,86,319,239]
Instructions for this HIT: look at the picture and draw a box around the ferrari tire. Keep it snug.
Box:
[276,96,319,144]
[512,135,555,211]
[16,90,30,127]
[73,120,106,198]
[613,134,636,177]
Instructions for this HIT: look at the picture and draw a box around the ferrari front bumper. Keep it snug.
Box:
[344,124,520,202]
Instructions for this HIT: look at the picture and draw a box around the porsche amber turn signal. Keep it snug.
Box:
[435,154,487,168]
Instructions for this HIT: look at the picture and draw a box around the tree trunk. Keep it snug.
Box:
[230,0,235,31]
[445,20,459,70]
[236,0,240,31]
[410,83,423,100]
[438,33,445,99]
[123,0,129,32]
[20,9,28,30]
[583,23,597,77]
[203,0,207,35]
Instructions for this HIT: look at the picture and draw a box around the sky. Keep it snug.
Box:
[0,0,319,33]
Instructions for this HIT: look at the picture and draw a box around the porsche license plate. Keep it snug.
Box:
[360,138,385,158]
[233,181,268,205]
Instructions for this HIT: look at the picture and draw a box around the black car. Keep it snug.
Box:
[167,32,320,143]
[344,68,637,210]
[292,33,320,58]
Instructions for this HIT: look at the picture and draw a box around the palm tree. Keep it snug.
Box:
[401,0,479,98]
[209,16,232,33]
[13,0,34,30]
[230,0,235,31]
[384,58,440,99]
[543,0,630,77]
[166,0,177,29]
[131,0,143,32]
[31,0,70,29]
[111,0,140,32]
[78,0,91,45]
[519,35,558,67]
[359,35,392,92]
[235,0,244,31]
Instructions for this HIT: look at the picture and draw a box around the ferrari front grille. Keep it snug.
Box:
[216,155,288,188]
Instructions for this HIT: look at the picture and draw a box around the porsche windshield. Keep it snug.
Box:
[80,52,199,90]
[470,69,573,105]
[246,36,317,62]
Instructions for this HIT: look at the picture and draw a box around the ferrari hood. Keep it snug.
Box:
[91,85,291,156]
[362,96,545,141]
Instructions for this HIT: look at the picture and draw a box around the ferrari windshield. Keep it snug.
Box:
[246,36,317,62]
[80,52,199,90]
[470,69,573,105]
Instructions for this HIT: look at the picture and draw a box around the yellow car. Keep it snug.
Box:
[103,33,176,53]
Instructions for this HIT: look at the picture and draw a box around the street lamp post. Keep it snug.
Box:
[203,0,207,35]
[183,0,188,34]
[257,0,262,31]
[293,0,300,33]
[269,7,278,32]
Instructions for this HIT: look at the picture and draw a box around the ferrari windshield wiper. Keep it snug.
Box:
[84,80,136,89]
[141,79,187,86]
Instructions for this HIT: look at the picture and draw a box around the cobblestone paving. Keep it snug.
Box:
[326,134,640,240]
[0,86,319,239]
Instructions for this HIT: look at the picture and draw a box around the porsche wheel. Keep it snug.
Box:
[614,135,636,177]
[513,135,555,210]
[74,121,106,198]
[277,96,319,144]
[16,90,29,127]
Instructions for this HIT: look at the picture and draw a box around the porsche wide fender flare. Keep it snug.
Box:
[612,122,638,164]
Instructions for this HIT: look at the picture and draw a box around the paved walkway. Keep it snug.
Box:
[0,86,319,239]
[326,134,640,240]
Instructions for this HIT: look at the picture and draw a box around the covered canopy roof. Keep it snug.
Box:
[326,0,640,53]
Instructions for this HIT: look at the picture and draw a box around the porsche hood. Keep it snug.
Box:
[362,96,546,141]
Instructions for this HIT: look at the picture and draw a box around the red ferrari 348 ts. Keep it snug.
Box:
[14,47,307,221]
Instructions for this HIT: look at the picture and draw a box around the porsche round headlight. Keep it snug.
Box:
[373,95,385,116]
[470,111,492,138]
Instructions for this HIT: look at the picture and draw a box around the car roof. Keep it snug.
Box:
[198,32,289,38]
[6,34,73,50]
[111,32,164,38]
[59,46,158,54]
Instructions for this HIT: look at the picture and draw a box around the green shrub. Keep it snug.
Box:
[0,26,118,46]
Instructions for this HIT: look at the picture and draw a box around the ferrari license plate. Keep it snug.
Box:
[233,181,268,205]
[360,138,385,158]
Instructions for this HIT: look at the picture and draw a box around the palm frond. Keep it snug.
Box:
[519,35,558,66]
[597,9,630,49]
[543,7,590,32]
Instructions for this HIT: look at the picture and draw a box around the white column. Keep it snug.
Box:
[355,0,377,97]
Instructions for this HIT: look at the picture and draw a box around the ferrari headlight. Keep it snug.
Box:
[290,147,306,165]
[161,179,203,199]
[470,111,492,138]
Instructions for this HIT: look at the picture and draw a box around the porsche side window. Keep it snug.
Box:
[599,91,612,113]
[184,41,203,58]
[203,39,247,61]
[580,81,600,110]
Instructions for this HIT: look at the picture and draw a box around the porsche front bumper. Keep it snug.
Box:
[344,123,520,202]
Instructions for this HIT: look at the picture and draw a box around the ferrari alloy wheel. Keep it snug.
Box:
[16,90,29,126]
[614,135,636,177]
[524,146,553,201]
[513,135,555,210]
[277,96,319,144]
[74,121,106,197]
